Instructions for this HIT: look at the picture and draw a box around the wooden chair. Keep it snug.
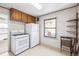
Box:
[60,36,75,56]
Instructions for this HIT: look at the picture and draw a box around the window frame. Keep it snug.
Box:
[44,17,57,38]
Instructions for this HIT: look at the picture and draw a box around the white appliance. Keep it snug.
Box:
[26,23,39,48]
[11,34,29,55]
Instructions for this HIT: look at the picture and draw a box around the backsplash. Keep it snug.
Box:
[9,21,25,34]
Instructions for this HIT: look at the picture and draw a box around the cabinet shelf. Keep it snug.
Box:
[66,19,77,22]
[67,31,79,34]
[67,25,76,28]
[67,31,76,33]
[65,13,79,55]
[67,25,79,29]
[68,30,76,32]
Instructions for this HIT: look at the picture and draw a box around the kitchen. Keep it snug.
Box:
[0,3,79,56]
[0,5,40,55]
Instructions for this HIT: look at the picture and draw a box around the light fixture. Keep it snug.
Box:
[31,3,42,10]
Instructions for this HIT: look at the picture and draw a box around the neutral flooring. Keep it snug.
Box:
[0,45,70,56]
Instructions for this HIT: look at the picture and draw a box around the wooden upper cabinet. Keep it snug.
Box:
[32,16,36,23]
[10,8,36,23]
[10,8,22,21]
[10,8,16,20]
[15,10,21,21]
[27,15,32,23]
[27,15,36,23]
[22,13,28,23]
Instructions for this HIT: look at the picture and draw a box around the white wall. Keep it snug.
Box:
[0,7,25,53]
[9,21,25,34]
[0,7,9,53]
[39,7,77,48]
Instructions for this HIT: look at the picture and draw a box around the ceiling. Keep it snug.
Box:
[0,3,77,16]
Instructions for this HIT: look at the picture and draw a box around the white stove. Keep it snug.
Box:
[11,33,29,55]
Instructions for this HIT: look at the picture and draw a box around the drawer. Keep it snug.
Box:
[17,43,29,50]
[16,36,29,40]
[12,36,29,39]
[15,45,29,55]
[16,38,29,50]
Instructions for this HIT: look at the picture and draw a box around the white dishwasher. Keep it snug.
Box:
[11,34,29,55]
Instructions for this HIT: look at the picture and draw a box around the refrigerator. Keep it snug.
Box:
[26,23,39,48]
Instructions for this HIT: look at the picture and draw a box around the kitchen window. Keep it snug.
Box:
[44,18,56,38]
[0,13,8,40]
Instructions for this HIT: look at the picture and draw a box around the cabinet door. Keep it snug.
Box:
[27,15,36,23]
[22,13,28,23]
[14,9,21,21]
[10,8,36,23]
[10,8,22,21]
[10,8,15,20]
[27,15,32,23]
[32,16,36,23]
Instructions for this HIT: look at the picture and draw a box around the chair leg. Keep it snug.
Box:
[70,48,72,56]
[60,39,62,52]
[70,51,72,56]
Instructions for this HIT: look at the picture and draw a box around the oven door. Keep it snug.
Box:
[16,36,29,51]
